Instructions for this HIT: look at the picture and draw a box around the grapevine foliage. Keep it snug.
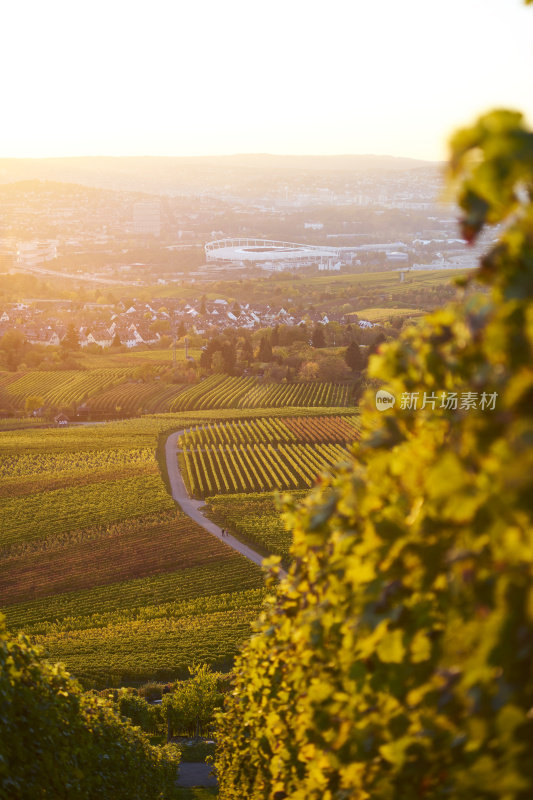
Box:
[0,613,180,799]
[215,110,533,798]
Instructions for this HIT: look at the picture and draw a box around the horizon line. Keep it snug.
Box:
[0,152,441,163]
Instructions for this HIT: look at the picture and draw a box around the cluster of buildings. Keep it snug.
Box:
[0,302,163,350]
[0,295,364,354]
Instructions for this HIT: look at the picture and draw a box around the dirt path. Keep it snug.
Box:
[165,431,287,577]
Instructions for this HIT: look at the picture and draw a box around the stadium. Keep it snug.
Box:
[205,238,341,270]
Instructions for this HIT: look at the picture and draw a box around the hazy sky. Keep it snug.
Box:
[2,0,532,161]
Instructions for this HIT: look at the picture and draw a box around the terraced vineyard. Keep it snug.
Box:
[1,404,359,684]
[1,368,135,410]
[0,510,239,605]
[169,374,351,411]
[86,380,187,415]
[1,368,352,417]
[4,584,265,686]
[179,415,359,497]
[0,474,175,548]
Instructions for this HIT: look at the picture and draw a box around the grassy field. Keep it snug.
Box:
[304,267,466,290]
[77,346,202,368]
[353,306,425,322]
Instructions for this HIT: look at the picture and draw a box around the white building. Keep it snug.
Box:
[318,259,342,271]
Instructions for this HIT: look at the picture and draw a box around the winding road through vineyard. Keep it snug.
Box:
[165,431,287,577]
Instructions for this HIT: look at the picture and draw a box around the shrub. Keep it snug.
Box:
[163,664,223,740]
[139,681,165,702]
[0,613,179,799]
[117,691,161,734]
[215,111,533,798]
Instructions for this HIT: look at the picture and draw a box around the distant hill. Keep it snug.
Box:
[0,154,438,195]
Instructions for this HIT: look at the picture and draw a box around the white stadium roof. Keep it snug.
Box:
[205,238,340,264]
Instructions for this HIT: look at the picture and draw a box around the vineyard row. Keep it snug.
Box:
[181,441,348,497]
[180,414,360,450]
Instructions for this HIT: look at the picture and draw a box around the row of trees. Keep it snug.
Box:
[197,324,382,384]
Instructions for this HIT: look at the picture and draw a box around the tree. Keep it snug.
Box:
[25,395,44,415]
[345,340,365,372]
[221,341,236,374]
[157,334,172,349]
[258,335,273,362]
[116,692,159,734]
[211,351,225,373]
[200,346,212,370]
[61,324,80,354]
[369,329,387,352]
[263,363,288,383]
[163,664,222,740]
[311,324,326,348]
[240,337,254,365]
[316,354,351,382]
[298,360,319,381]
[133,364,155,382]
[150,319,170,336]
[215,90,533,800]
[0,329,25,371]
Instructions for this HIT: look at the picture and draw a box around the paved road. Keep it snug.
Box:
[176,762,217,788]
[165,431,287,577]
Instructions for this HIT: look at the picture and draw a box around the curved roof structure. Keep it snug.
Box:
[205,238,339,265]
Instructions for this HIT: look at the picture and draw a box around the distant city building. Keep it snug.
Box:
[318,259,342,271]
[386,251,409,262]
[16,240,57,268]
[132,201,161,236]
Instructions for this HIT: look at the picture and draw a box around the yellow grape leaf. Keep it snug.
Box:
[410,630,431,663]
[496,705,525,740]
[340,762,368,792]
[377,629,405,663]
[379,736,413,768]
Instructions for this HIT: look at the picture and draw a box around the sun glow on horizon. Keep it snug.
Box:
[2,0,533,162]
